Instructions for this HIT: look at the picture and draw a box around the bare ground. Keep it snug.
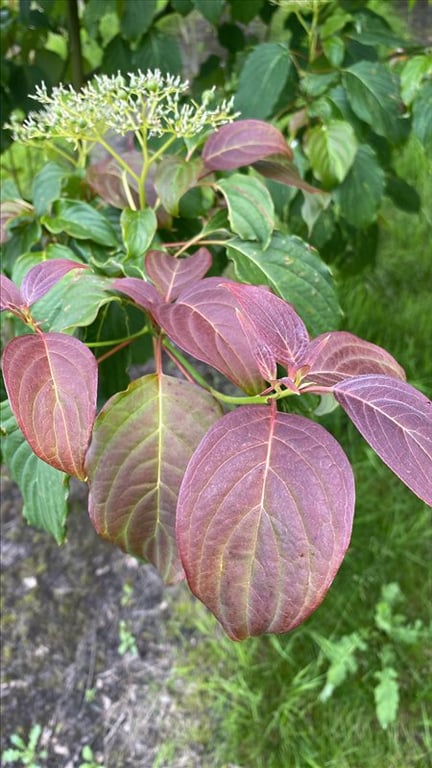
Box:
[0,472,210,768]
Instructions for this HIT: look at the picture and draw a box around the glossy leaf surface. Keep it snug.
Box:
[234,43,293,120]
[145,248,212,301]
[86,374,222,583]
[0,399,69,543]
[156,277,265,394]
[30,269,114,332]
[41,199,119,246]
[121,208,157,260]
[334,375,432,505]
[202,119,293,171]
[227,232,341,336]
[305,120,357,188]
[2,332,98,479]
[216,174,274,248]
[177,405,355,640]
[305,332,406,387]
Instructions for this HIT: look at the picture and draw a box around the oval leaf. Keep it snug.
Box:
[305,331,406,387]
[177,405,355,640]
[30,269,114,332]
[305,120,358,188]
[334,375,432,505]
[112,276,163,312]
[85,373,222,583]
[153,156,203,216]
[145,248,212,301]
[216,174,275,248]
[234,42,294,120]
[41,199,119,247]
[155,277,265,395]
[121,207,157,260]
[202,119,293,171]
[2,333,98,479]
[222,282,309,372]
[21,259,88,306]
[226,232,341,336]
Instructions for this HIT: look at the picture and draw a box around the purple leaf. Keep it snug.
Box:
[87,150,143,209]
[145,248,212,301]
[0,275,23,311]
[334,375,432,505]
[112,277,163,313]
[177,405,355,640]
[155,277,265,395]
[21,259,88,306]
[202,120,293,171]
[252,155,321,193]
[2,332,98,479]
[223,282,310,374]
[86,373,222,584]
[304,332,406,387]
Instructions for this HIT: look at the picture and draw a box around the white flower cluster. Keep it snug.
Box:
[7,69,237,146]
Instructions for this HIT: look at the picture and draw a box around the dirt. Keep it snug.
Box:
[0,471,209,768]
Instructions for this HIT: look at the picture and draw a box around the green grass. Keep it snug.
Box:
[163,136,432,768]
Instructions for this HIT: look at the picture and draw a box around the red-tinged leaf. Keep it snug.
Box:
[145,248,212,301]
[202,120,293,171]
[304,332,406,387]
[112,277,163,313]
[177,405,355,640]
[2,332,98,479]
[85,373,222,583]
[21,259,88,306]
[0,274,23,311]
[223,282,310,373]
[87,150,143,209]
[334,375,432,505]
[155,277,265,395]
[252,155,321,193]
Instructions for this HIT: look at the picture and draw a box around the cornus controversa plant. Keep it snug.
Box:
[2,71,431,640]
[2,253,432,640]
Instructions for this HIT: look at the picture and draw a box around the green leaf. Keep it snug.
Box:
[401,54,432,106]
[320,8,352,37]
[305,120,358,188]
[30,268,114,332]
[230,0,263,23]
[120,208,157,261]
[192,0,224,24]
[385,175,420,213]
[234,43,294,120]
[153,157,202,216]
[31,161,72,216]
[217,174,275,248]
[412,80,432,153]
[226,232,342,336]
[323,35,345,68]
[120,0,157,40]
[41,199,119,247]
[0,399,69,543]
[333,144,385,228]
[132,30,182,75]
[374,667,399,729]
[343,61,402,142]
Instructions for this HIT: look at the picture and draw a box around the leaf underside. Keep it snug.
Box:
[177,405,355,640]
[334,375,432,505]
[85,373,222,583]
[2,332,98,478]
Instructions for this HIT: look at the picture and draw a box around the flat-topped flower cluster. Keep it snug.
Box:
[7,69,237,147]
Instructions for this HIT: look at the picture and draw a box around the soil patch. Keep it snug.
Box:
[1,472,206,768]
